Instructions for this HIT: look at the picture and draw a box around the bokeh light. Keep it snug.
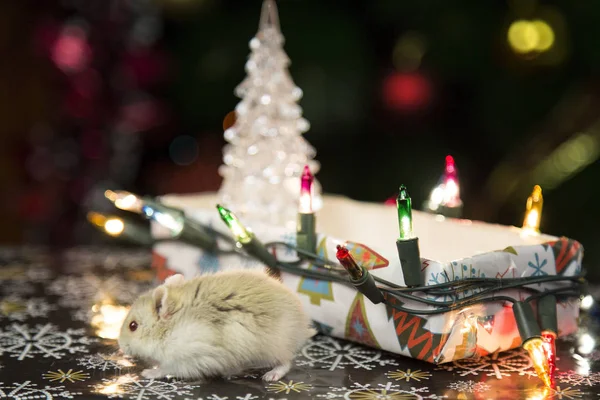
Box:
[169,135,199,166]
[52,22,91,73]
[104,219,125,236]
[392,31,427,71]
[507,19,554,55]
[223,111,237,131]
[383,72,432,111]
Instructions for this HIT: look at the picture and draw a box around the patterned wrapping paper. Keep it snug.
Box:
[151,208,584,364]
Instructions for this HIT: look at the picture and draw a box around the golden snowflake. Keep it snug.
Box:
[551,386,583,400]
[266,380,312,394]
[386,368,431,382]
[349,389,416,399]
[43,369,90,383]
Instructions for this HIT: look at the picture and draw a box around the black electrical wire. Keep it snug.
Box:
[127,201,584,316]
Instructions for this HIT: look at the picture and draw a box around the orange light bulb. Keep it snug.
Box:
[522,185,543,234]
[523,337,554,387]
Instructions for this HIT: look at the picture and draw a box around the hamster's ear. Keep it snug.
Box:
[164,274,185,287]
[152,286,178,319]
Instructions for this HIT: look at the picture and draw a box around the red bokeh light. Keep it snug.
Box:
[445,155,456,174]
[383,72,432,111]
[52,26,91,73]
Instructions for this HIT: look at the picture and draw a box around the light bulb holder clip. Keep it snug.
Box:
[433,204,463,219]
[242,236,280,278]
[179,219,218,252]
[396,237,422,287]
[121,223,154,247]
[537,294,558,335]
[296,212,316,254]
[514,301,542,342]
[350,266,385,304]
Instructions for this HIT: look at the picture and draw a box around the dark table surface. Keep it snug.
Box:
[1,246,599,400]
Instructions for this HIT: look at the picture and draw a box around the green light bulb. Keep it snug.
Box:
[216,204,253,244]
[396,185,413,240]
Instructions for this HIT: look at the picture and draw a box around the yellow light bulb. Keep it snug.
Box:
[104,218,125,236]
[522,185,543,233]
[523,337,553,387]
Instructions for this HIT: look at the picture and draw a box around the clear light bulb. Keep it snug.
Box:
[105,190,144,214]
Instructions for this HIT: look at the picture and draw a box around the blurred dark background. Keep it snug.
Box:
[0,0,598,280]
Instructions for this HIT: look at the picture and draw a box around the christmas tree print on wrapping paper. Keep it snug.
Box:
[542,237,583,275]
[344,242,389,270]
[384,294,445,363]
[151,252,176,282]
[345,293,380,348]
[297,238,334,305]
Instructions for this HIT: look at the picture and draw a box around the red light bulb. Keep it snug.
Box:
[299,165,314,213]
[541,330,557,382]
[336,245,363,280]
[445,155,456,174]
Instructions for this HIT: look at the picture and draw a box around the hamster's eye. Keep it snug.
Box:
[129,321,138,332]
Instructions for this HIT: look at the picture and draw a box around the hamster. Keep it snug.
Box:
[118,270,315,382]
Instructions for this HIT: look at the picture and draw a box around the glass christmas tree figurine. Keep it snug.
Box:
[217,0,321,229]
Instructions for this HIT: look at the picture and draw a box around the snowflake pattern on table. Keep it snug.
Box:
[0,296,57,321]
[46,273,149,308]
[447,380,491,393]
[547,385,583,399]
[386,369,431,382]
[93,377,198,400]
[0,281,36,296]
[0,323,95,360]
[528,253,548,277]
[43,369,90,383]
[0,381,82,399]
[77,353,134,371]
[296,335,398,371]
[184,395,259,400]
[316,382,446,400]
[557,371,600,387]
[62,247,152,271]
[266,380,312,395]
[436,348,535,379]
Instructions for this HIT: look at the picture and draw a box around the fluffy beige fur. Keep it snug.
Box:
[118,269,315,381]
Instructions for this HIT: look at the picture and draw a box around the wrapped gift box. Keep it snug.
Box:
[150,193,583,364]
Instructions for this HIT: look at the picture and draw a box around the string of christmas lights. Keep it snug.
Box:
[97,164,584,388]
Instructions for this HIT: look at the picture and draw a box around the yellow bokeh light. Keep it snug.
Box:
[522,185,543,235]
[532,20,555,52]
[90,303,129,340]
[508,19,554,54]
[104,218,125,236]
[508,20,539,53]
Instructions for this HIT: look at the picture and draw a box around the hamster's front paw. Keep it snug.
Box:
[141,368,167,380]
[262,362,291,382]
